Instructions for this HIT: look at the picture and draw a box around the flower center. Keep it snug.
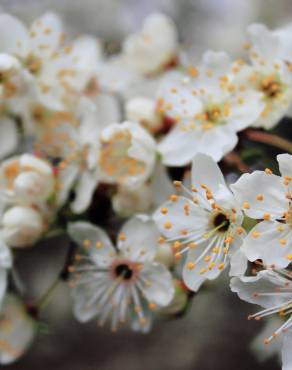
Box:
[25,54,42,75]
[260,75,282,99]
[212,212,230,232]
[99,130,145,181]
[115,263,133,280]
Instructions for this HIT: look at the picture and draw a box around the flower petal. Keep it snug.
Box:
[118,215,159,263]
[30,12,63,58]
[241,221,292,268]
[0,14,29,58]
[68,222,115,267]
[138,263,174,306]
[0,117,18,160]
[231,171,288,220]
[153,195,209,239]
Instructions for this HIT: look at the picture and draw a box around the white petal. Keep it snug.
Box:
[158,126,204,166]
[139,263,174,306]
[0,14,29,58]
[229,247,248,277]
[68,222,115,267]
[0,117,18,159]
[182,235,226,292]
[70,170,100,214]
[153,195,209,239]
[277,153,292,178]
[248,23,281,61]
[227,90,264,131]
[242,221,292,269]
[118,216,159,262]
[0,295,35,365]
[30,12,63,58]
[231,269,291,308]
[231,171,288,219]
[282,330,292,370]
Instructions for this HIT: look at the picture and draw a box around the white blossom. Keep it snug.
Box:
[231,269,292,370]
[157,51,264,165]
[68,216,174,332]
[231,153,292,269]
[154,153,247,292]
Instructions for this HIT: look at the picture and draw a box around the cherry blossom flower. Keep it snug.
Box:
[68,216,174,332]
[157,51,264,165]
[0,12,101,111]
[231,153,292,269]
[237,23,292,129]
[231,269,292,370]
[154,153,247,292]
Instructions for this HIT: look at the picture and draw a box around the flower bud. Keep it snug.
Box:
[123,13,178,75]
[125,97,162,133]
[0,154,54,204]
[0,294,35,365]
[156,280,189,316]
[2,206,44,248]
[155,242,174,269]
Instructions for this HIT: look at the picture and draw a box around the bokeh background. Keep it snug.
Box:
[1,0,292,369]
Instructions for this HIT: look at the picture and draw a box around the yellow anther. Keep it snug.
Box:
[263,213,270,220]
[200,268,207,274]
[164,221,172,230]
[279,239,287,246]
[173,241,181,250]
[265,168,273,175]
[187,262,195,270]
[243,202,250,209]
[252,231,261,238]
[218,263,225,270]
[161,207,168,215]
[204,255,211,262]
[256,194,264,201]
[83,239,91,248]
[188,242,197,249]
[95,241,103,249]
[169,194,178,202]
[119,233,126,241]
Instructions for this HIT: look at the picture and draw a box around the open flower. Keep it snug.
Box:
[99,121,156,189]
[122,13,178,76]
[68,216,174,332]
[0,12,101,111]
[237,23,292,129]
[0,294,35,365]
[231,153,292,269]
[157,51,264,165]
[153,153,246,292]
[231,269,292,370]
[0,154,55,205]
[35,96,119,213]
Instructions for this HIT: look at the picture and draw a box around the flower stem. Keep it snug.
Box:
[245,129,292,153]
[224,152,250,173]
[37,278,60,310]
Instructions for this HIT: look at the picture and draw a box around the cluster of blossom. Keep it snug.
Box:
[0,10,291,368]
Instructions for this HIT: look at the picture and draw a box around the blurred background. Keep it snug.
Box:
[1,0,291,369]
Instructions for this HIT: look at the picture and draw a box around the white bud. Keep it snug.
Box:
[0,154,54,204]
[112,183,152,217]
[123,13,178,75]
[125,97,162,132]
[2,206,44,248]
[155,243,174,269]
